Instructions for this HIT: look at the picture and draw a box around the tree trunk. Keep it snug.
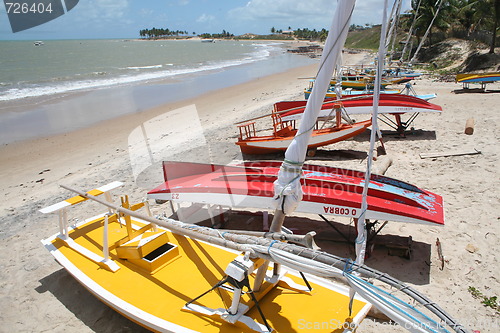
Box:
[490,0,500,54]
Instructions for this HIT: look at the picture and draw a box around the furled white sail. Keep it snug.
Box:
[272,0,356,221]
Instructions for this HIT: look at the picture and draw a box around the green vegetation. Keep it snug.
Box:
[238,34,293,40]
[468,286,500,312]
[139,28,189,39]
[345,25,382,50]
[139,0,499,53]
[399,0,499,54]
[294,28,329,41]
[199,30,234,39]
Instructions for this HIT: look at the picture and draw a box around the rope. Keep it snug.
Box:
[267,240,278,254]
[346,273,450,333]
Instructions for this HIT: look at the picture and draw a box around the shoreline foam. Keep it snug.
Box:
[0,46,317,145]
[0,40,301,103]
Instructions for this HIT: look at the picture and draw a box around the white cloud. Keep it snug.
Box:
[76,0,130,21]
[139,8,154,17]
[196,13,215,23]
[228,0,335,28]
[227,0,413,31]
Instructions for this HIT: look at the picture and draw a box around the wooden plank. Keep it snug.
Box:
[419,149,481,159]
[436,238,445,270]
[40,181,124,214]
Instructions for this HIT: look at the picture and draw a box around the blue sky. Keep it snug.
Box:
[0,0,412,40]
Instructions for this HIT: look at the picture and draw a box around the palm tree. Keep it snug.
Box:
[459,0,499,53]
[411,0,452,47]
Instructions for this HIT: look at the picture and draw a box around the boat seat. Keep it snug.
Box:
[116,231,179,273]
[274,125,294,137]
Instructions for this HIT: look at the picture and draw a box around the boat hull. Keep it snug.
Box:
[236,120,371,155]
[456,72,500,83]
[278,94,442,122]
[148,161,445,226]
[42,214,371,332]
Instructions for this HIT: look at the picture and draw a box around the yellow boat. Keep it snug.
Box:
[455,72,500,89]
[40,182,371,333]
[330,78,392,90]
[455,72,500,83]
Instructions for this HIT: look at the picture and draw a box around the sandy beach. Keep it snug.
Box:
[0,50,499,332]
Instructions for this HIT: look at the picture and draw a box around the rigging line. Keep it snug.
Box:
[313,5,355,82]
[295,6,355,140]
[388,0,403,62]
[355,0,389,267]
[400,0,423,62]
[410,0,445,64]
[385,0,401,50]
[346,274,451,333]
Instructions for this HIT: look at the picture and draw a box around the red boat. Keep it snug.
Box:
[275,93,442,122]
[148,161,444,226]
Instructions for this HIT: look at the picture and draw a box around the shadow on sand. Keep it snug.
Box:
[242,148,369,162]
[353,128,437,142]
[217,212,432,286]
[453,88,500,94]
[36,269,149,333]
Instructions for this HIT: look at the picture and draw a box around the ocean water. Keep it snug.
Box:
[0,39,317,144]
[0,39,283,101]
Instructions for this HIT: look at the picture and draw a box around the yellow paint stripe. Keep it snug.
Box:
[66,189,104,205]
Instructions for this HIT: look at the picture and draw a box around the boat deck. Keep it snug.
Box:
[43,213,370,332]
